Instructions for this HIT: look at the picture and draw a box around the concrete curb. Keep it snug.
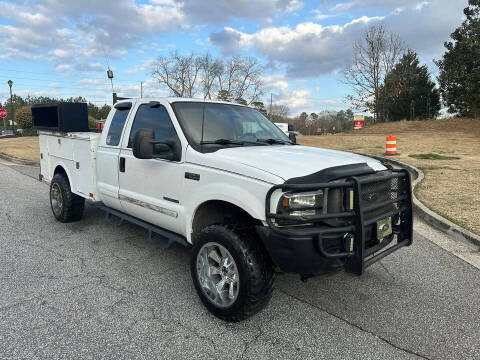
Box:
[370,155,480,249]
[0,152,40,167]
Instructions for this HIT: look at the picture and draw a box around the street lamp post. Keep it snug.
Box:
[7,80,14,133]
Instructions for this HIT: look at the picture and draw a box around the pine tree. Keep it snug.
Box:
[379,50,440,121]
[436,0,480,118]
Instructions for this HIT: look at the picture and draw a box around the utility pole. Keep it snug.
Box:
[8,80,14,133]
[140,82,143,98]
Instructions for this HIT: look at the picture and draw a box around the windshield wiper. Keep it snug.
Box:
[200,139,267,146]
[257,138,292,145]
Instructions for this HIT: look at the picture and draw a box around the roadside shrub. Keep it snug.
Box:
[15,105,33,129]
[88,115,97,130]
[21,127,38,136]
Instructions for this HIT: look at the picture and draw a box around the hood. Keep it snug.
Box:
[209,145,386,181]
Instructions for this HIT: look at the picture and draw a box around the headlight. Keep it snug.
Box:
[277,190,324,217]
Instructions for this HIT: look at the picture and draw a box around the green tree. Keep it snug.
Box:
[234,98,247,105]
[65,96,87,103]
[436,0,480,118]
[24,95,59,105]
[334,109,355,131]
[88,115,98,129]
[379,50,440,121]
[2,94,25,111]
[252,101,267,115]
[217,90,232,102]
[15,105,33,129]
[98,104,111,119]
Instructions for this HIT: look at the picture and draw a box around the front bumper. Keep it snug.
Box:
[257,169,413,275]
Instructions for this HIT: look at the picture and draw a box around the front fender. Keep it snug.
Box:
[184,181,270,243]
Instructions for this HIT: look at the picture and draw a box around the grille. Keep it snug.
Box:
[360,174,408,221]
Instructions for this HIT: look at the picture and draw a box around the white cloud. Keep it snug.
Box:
[330,2,355,12]
[210,16,383,77]
[55,64,72,71]
[262,74,345,115]
[415,2,431,11]
[126,58,156,74]
[211,0,465,78]
[311,10,338,20]
[115,78,169,98]
[181,0,304,23]
[386,0,464,58]
[53,49,71,59]
[0,0,185,72]
[330,1,421,12]
[48,82,62,89]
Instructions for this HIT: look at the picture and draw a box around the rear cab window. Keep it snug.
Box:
[106,103,132,146]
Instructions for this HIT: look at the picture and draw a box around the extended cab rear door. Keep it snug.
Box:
[117,100,186,235]
[96,102,133,210]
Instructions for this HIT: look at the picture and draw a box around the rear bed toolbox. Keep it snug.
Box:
[32,103,89,132]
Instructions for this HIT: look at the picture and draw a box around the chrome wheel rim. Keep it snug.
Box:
[196,242,240,308]
[50,183,63,216]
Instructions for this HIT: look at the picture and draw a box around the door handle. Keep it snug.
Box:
[119,157,125,172]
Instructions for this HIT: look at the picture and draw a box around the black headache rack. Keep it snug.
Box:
[32,102,89,132]
[265,169,413,275]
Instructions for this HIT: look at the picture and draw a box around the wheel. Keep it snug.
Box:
[191,225,274,322]
[49,173,85,222]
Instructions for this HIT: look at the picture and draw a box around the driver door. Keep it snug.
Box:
[118,102,185,234]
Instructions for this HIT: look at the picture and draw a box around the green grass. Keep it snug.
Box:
[409,153,460,160]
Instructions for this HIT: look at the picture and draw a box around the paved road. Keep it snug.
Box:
[1,162,479,360]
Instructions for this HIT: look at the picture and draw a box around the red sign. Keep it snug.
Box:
[354,120,364,129]
[0,108,7,119]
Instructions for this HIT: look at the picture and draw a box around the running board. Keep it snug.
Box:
[94,204,188,249]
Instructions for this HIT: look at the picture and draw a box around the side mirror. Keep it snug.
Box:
[132,129,176,161]
[289,132,297,144]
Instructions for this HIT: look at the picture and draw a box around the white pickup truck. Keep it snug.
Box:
[35,99,413,322]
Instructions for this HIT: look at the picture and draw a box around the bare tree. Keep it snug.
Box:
[234,57,264,104]
[268,104,290,122]
[152,51,202,97]
[152,52,265,104]
[198,53,223,99]
[217,56,242,97]
[344,24,405,122]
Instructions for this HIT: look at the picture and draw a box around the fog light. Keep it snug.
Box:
[343,233,354,252]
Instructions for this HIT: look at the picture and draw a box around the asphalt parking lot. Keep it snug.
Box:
[1,162,479,360]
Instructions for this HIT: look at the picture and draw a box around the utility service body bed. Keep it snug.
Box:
[39,130,100,201]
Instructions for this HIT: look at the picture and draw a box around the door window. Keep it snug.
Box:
[127,104,179,154]
[106,108,130,146]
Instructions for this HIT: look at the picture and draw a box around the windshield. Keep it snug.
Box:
[171,102,291,151]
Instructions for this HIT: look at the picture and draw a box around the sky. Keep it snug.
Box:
[0,0,467,116]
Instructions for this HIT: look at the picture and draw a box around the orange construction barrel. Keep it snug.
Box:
[385,136,397,155]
